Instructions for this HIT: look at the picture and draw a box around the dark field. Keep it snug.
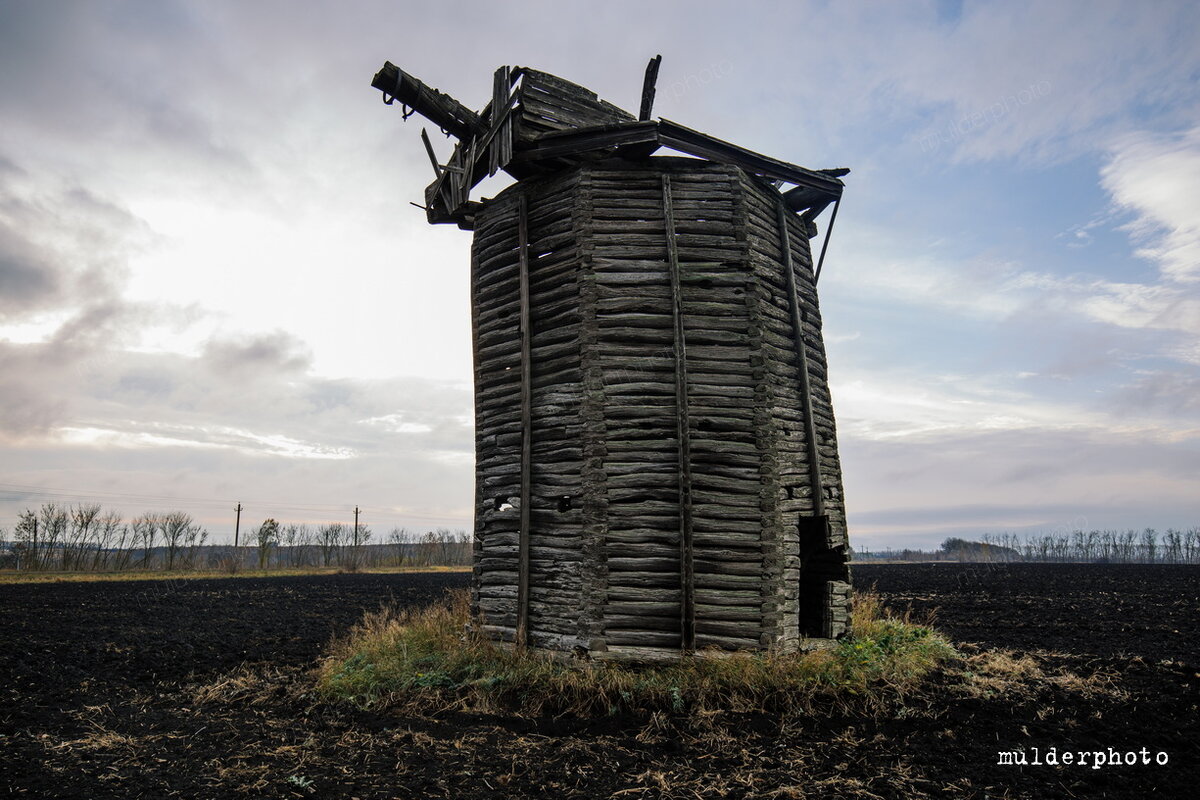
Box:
[1,564,1196,799]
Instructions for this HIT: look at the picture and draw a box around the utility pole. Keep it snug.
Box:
[353,506,360,548]
[234,502,242,548]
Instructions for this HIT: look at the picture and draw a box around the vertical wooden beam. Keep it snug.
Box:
[777,200,826,520]
[489,66,510,177]
[662,173,695,652]
[640,55,663,121]
[575,168,607,654]
[517,192,533,648]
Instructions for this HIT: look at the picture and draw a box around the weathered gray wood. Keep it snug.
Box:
[516,193,533,648]
[450,126,851,659]
[371,62,480,139]
[639,55,662,121]
[777,199,825,523]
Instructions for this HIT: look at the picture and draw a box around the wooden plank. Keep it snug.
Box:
[490,66,508,176]
[517,192,533,648]
[420,128,442,178]
[512,121,660,162]
[639,55,663,121]
[663,173,696,652]
[658,119,844,197]
[776,199,825,521]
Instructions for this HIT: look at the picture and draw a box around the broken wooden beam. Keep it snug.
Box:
[372,61,480,140]
[640,55,663,121]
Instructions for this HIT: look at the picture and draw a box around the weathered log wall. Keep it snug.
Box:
[514,69,635,142]
[470,157,850,660]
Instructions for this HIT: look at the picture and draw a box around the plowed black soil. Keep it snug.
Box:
[1,564,1196,799]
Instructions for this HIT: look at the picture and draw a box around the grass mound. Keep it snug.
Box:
[316,589,956,717]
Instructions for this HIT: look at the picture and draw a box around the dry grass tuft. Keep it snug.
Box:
[950,646,1130,703]
[953,649,1045,699]
[191,665,292,707]
[315,588,957,717]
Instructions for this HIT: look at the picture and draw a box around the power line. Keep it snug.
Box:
[0,481,470,526]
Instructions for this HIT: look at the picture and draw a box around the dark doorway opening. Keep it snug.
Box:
[797,515,850,638]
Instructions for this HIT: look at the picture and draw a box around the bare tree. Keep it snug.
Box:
[89,510,127,570]
[181,520,208,568]
[1163,528,1182,564]
[37,504,68,570]
[1141,528,1158,564]
[160,511,201,570]
[106,511,136,570]
[318,523,346,567]
[297,523,317,566]
[132,513,160,568]
[344,524,372,569]
[63,504,102,570]
[387,527,409,567]
[280,523,301,567]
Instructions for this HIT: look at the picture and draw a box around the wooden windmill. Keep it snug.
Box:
[372,58,851,660]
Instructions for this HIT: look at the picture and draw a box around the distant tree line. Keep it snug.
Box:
[860,528,1200,564]
[0,502,471,572]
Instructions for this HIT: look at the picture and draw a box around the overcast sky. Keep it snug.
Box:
[1,1,1197,549]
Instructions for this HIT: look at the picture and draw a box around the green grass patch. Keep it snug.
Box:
[316,589,956,716]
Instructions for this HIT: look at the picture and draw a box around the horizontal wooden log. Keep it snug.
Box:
[604,630,682,647]
[603,614,681,632]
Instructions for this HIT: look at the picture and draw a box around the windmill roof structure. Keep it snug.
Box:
[370,61,847,232]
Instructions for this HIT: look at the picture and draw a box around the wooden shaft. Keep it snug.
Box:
[777,200,826,520]
[371,61,480,140]
[663,173,696,652]
[516,192,533,648]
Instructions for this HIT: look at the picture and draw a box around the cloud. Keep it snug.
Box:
[841,424,1200,546]
[884,2,1200,163]
[0,342,67,435]
[1114,370,1200,417]
[831,237,1198,338]
[832,365,1196,445]
[201,330,313,377]
[0,334,476,531]
[0,238,57,312]
[1101,125,1200,283]
[0,3,252,186]
[0,172,146,321]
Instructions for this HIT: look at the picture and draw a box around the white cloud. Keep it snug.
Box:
[360,414,434,435]
[879,2,1200,163]
[831,368,1193,444]
[58,424,355,460]
[829,225,1200,347]
[1101,125,1200,283]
